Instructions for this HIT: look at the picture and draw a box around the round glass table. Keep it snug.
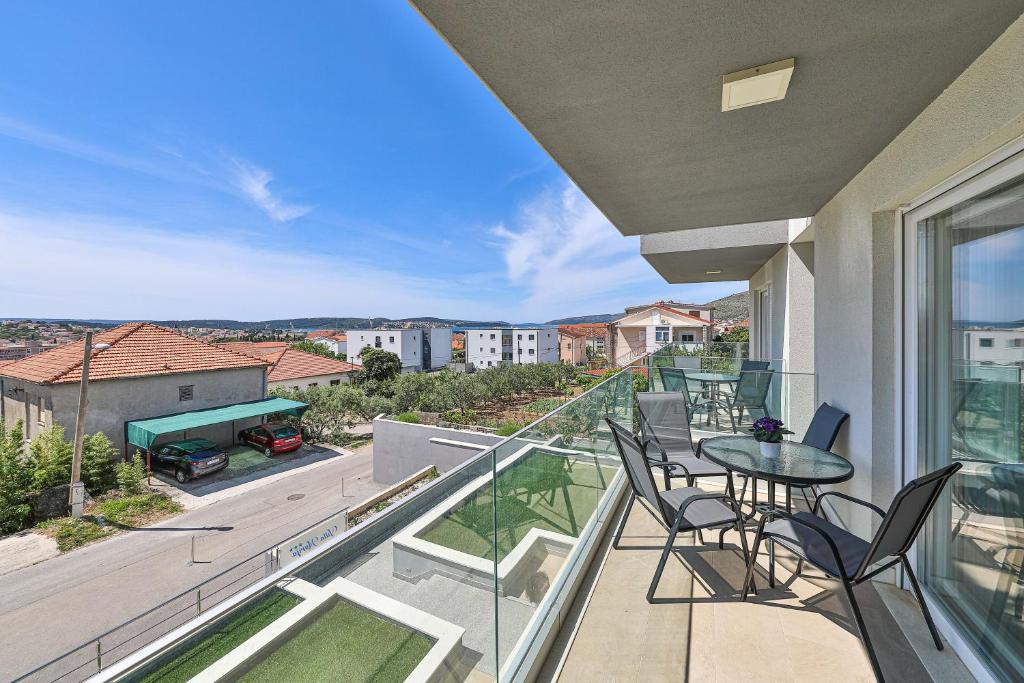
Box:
[686,372,740,428]
[699,435,854,512]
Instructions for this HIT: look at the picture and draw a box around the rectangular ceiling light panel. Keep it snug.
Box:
[721,58,795,111]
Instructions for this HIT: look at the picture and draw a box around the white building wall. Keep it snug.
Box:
[268,372,354,391]
[428,328,453,370]
[347,329,426,372]
[465,328,559,368]
[466,328,506,369]
[811,14,1024,542]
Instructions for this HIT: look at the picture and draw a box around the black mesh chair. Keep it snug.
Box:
[742,463,963,682]
[790,403,850,513]
[657,367,735,430]
[606,418,750,602]
[636,391,729,491]
[725,363,773,425]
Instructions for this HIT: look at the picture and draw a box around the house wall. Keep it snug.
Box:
[1,367,266,454]
[748,237,815,372]
[466,328,559,368]
[811,14,1024,541]
[559,334,587,364]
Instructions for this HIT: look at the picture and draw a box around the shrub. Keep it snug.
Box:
[116,454,147,495]
[81,432,117,495]
[30,425,73,490]
[0,420,33,535]
[394,412,421,424]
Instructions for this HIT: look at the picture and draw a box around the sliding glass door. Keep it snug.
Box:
[913,165,1024,680]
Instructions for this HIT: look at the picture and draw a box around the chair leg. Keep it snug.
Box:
[901,556,943,651]
[742,522,767,600]
[612,493,635,549]
[647,514,684,603]
[800,486,814,513]
[840,579,885,683]
[696,529,705,545]
[768,538,776,588]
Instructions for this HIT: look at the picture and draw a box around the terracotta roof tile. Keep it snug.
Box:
[0,323,269,385]
[215,343,359,382]
[265,348,359,382]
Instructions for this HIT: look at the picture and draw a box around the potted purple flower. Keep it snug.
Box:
[749,417,792,458]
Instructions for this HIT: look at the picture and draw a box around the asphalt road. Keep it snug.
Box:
[0,446,384,681]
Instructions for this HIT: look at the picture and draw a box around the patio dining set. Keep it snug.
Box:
[657,361,774,432]
[605,390,961,683]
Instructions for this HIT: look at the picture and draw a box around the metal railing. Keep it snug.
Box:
[12,507,346,683]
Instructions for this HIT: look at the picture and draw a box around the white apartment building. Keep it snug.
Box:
[465,327,559,368]
[347,328,452,373]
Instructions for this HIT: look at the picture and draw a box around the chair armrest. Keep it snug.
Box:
[644,454,691,480]
[813,491,885,519]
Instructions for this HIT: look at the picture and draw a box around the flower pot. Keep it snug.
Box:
[759,441,781,459]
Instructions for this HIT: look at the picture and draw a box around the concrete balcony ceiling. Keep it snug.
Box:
[410,0,1024,234]
[640,220,789,283]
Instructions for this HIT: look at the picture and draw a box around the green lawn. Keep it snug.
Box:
[240,599,434,683]
[138,589,302,683]
[417,450,617,561]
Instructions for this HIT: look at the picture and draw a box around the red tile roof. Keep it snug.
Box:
[265,348,358,383]
[559,323,609,338]
[617,302,711,326]
[217,343,359,382]
[306,330,338,340]
[0,323,269,385]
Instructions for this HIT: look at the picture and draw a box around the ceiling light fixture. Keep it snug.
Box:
[721,58,795,111]
[705,269,723,275]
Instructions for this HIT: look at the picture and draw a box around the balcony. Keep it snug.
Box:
[36,360,972,683]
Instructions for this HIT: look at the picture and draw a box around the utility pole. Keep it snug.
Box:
[69,332,109,517]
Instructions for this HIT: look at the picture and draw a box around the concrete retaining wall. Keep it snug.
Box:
[372,417,503,485]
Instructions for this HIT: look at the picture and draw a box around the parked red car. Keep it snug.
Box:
[238,423,303,456]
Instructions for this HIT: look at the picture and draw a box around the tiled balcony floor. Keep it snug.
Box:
[539,481,976,682]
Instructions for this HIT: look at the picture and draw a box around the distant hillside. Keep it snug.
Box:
[706,291,749,320]
[545,313,619,325]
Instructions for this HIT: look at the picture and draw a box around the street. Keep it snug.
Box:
[0,446,385,681]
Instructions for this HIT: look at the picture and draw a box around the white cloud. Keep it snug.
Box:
[491,183,668,318]
[0,210,491,321]
[230,160,311,222]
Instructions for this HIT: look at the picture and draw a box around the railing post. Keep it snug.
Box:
[197,588,202,615]
[96,639,102,671]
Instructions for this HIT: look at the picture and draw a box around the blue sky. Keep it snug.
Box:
[0,1,744,323]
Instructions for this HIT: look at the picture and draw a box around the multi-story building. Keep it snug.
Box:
[609,301,714,364]
[347,328,452,373]
[465,327,559,368]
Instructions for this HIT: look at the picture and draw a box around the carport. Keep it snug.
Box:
[124,397,308,476]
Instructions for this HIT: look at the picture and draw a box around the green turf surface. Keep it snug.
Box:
[239,599,434,683]
[225,446,269,471]
[138,589,301,683]
[417,450,617,561]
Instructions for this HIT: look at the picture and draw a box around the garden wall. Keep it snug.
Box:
[372,417,503,485]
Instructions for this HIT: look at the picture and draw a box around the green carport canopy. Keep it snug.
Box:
[126,397,308,451]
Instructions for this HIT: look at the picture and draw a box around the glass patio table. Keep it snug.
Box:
[699,435,854,513]
[686,372,740,428]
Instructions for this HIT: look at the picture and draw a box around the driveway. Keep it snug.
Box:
[1,444,385,681]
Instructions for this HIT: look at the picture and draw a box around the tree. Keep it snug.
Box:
[290,340,341,360]
[358,348,401,383]
[720,326,749,343]
[0,420,33,534]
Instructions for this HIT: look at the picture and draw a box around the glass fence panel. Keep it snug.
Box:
[648,365,816,440]
[495,368,632,680]
[97,367,636,683]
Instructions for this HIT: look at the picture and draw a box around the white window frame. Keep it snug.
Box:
[900,143,1024,683]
